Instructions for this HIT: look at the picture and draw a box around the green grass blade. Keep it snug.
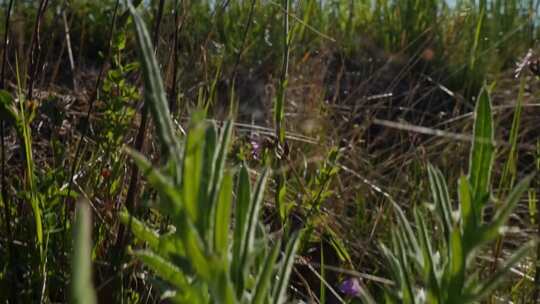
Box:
[499,78,524,191]
[71,199,97,304]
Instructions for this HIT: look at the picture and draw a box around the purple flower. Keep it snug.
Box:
[250,136,262,159]
[339,277,361,297]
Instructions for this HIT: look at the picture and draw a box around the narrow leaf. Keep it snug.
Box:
[214,171,233,257]
[273,230,302,304]
[128,2,181,164]
[208,120,234,251]
[71,199,97,304]
[239,169,270,283]
[252,239,281,304]
[232,163,251,295]
[468,87,494,212]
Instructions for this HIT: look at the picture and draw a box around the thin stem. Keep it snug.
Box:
[169,0,185,115]
[230,0,257,83]
[26,0,50,100]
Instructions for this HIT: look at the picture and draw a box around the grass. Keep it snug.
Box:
[0,0,539,302]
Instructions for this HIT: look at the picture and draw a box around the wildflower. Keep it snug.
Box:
[339,277,361,297]
[250,135,262,160]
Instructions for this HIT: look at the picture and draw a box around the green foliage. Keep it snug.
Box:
[381,87,536,303]
[119,4,302,303]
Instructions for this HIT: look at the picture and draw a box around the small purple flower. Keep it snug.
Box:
[339,277,361,297]
[250,136,262,159]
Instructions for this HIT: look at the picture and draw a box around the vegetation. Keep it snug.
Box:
[0,0,539,303]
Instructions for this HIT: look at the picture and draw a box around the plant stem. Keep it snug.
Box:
[169,0,184,115]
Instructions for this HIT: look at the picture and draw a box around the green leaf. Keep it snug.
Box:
[394,229,415,304]
[182,116,206,223]
[390,201,421,264]
[208,120,233,251]
[415,208,440,301]
[446,226,465,302]
[134,250,207,303]
[232,163,251,295]
[253,239,281,304]
[459,176,476,244]
[197,122,218,242]
[119,209,160,250]
[134,250,190,290]
[176,215,212,281]
[428,164,453,239]
[273,230,302,304]
[214,171,233,258]
[468,87,494,213]
[208,265,236,304]
[128,2,182,167]
[71,199,97,304]
[119,209,184,259]
[239,169,270,286]
[125,147,182,216]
